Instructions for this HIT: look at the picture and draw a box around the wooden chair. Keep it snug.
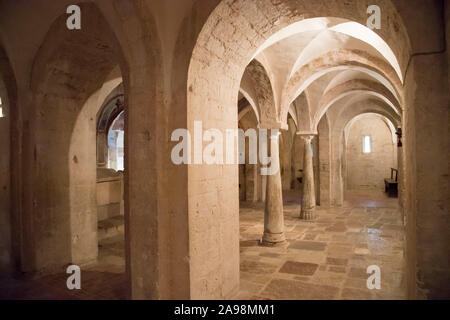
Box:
[384,168,399,197]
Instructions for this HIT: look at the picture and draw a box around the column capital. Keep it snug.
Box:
[296,131,317,136]
[258,120,286,130]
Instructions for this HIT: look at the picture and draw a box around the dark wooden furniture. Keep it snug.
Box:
[297,169,303,184]
[384,168,398,197]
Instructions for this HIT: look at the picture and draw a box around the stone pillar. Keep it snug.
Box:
[245,164,258,202]
[261,174,267,202]
[396,127,404,221]
[300,135,316,220]
[262,132,286,245]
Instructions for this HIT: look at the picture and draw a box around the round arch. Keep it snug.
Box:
[187,0,410,299]
[281,49,404,126]
[29,2,127,272]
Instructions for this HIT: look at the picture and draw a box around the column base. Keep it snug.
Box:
[300,208,315,220]
[261,232,286,246]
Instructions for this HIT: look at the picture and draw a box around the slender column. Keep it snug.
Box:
[300,135,316,220]
[261,174,267,202]
[262,132,286,245]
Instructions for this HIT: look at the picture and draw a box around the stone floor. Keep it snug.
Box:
[236,189,405,300]
[0,234,126,300]
[0,189,405,300]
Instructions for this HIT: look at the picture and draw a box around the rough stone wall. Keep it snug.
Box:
[28,4,121,272]
[0,0,176,299]
[0,0,448,301]
[69,78,123,264]
[187,0,412,297]
[0,76,11,273]
[394,0,450,299]
[318,115,331,206]
[407,54,449,299]
[96,170,123,221]
[346,115,397,190]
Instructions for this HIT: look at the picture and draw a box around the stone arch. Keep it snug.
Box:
[187,0,411,299]
[343,113,398,190]
[292,92,313,133]
[288,104,298,129]
[281,49,404,125]
[69,73,124,265]
[17,0,167,299]
[314,78,401,129]
[325,96,400,205]
[96,81,124,168]
[238,85,260,123]
[287,20,404,81]
[28,2,127,273]
[344,113,397,145]
[21,2,166,301]
[323,68,399,102]
[243,60,278,126]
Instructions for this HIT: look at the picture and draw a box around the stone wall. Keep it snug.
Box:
[394,0,450,299]
[96,168,124,221]
[346,115,397,190]
[0,0,448,300]
[0,76,10,273]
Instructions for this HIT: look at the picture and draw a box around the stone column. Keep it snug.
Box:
[396,127,404,220]
[261,174,267,202]
[245,164,258,202]
[262,132,286,245]
[300,135,316,220]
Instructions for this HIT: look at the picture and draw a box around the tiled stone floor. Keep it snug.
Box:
[0,234,126,300]
[0,190,405,300]
[235,190,406,300]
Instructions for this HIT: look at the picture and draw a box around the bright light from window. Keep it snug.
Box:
[0,97,4,118]
[363,136,371,153]
[107,111,124,171]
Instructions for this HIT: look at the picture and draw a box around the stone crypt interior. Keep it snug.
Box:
[0,0,449,300]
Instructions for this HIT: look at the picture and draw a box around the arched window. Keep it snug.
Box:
[107,111,124,171]
[96,93,124,171]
